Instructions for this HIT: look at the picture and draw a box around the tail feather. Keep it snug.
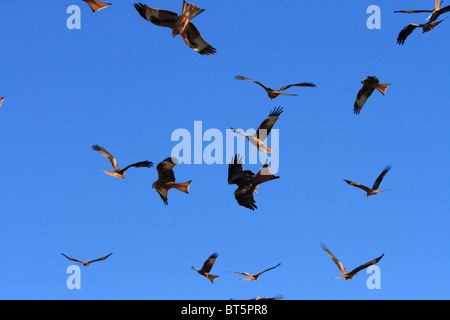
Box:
[375,83,390,95]
[181,0,205,19]
[207,274,219,283]
[173,180,192,194]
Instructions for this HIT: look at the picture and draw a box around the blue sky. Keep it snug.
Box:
[0,1,449,300]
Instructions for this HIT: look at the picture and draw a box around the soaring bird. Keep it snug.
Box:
[231,107,283,153]
[230,263,281,281]
[320,243,384,281]
[228,154,280,210]
[235,75,316,99]
[61,253,113,266]
[353,76,390,115]
[82,0,111,12]
[133,1,216,55]
[92,145,153,179]
[0,97,4,108]
[344,165,392,197]
[395,0,449,45]
[191,253,219,283]
[152,157,192,205]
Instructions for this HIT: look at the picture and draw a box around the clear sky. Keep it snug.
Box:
[0,0,449,300]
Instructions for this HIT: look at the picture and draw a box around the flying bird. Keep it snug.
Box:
[82,0,111,12]
[235,75,316,99]
[320,243,384,281]
[395,0,450,22]
[353,76,390,115]
[344,165,392,197]
[0,97,4,108]
[191,253,219,283]
[152,157,192,205]
[231,107,283,153]
[61,253,113,266]
[230,263,281,281]
[133,1,216,55]
[228,154,280,210]
[92,145,153,179]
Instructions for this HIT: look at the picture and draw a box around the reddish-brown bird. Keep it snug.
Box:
[230,263,281,281]
[344,165,392,197]
[320,243,384,281]
[92,145,153,179]
[191,253,219,283]
[152,157,192,205]
[353,76,390,115]
[61,253,113,266]
[82,0,111,12]
[235,75,316,99]
[134,1,216,55]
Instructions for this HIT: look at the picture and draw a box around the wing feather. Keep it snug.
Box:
[133,3,179,28]
[320,243,348,275]
[372,165,392,190]
[184,22,216,55]
[92,145,120,171]
[255,107,283,141]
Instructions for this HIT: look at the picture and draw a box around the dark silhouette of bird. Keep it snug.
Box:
[344,165,392,197]
[191,253,219,283]
[353,77,390,115]
[61,253,113,266]
[230,263,281,281]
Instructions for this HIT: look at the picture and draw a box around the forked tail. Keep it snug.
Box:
[173,180,192,194]
[207,274,219,283]
[375,83,391,95]
[181,0,205,19]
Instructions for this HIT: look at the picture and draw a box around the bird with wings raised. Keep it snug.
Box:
[235,75,316,99]
[395,0,449,45]
[92,145,153,179]
[61,253,113,267]
[230,263,281,281]
[152,157,192,205]
[82,0,111,12]
[344,165,392,197]
[231,107,283,153]
[320,243,383,281]
[228,154,280,210]
[353,76,390,115]
[191,252,219,283]
[134,1,216,55]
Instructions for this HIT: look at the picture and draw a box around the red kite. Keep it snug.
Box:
[353,76,390,115]
[395,0,450,22]
[191,253,219,283]
[92,145,153,179]
[230,263,281,281]
[134,1,216,55]
[231,107,283,153]
[320,243,383,281]
[61,252,113,266]
[0,97,4,108]
[235,75,316,99]
[228,154,280,210]
[152,157,192,205]
[344,165,392,197]
[83,0,111,12]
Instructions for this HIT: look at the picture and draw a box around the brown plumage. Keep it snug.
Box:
[92,145,153,179]
[82,0,111,12]
[152,157,192,205]
[344,165,392,197]
[353,76,390,115]
[231,107,283,153]
[228,154,280,210]
[61,252,113,266]
[0,97,4,108]
[320,243,384,281]
[133,1,216,55]
[230,263,281,281]
[235,75,316,99]
[191,253,219,283]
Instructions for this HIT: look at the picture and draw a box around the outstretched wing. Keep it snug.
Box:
[229,271,252,276]
[255,159,280,184]
[397,24,421,45]
[235,76,271,91]
[255,107,283,141]
[349,254,384,276]
[279,82,316,91]
[372,165,392,191]
[83,0,111,12]
[133,2,179,29]
[200,253,218,273]
[184,22,216,55]
[353,83,375,115]
[394,10,433,14]
[92,145,120,171]
[121,160,153,174]
[431,5,450,21]
[228,154,244,185]
[344,179,373,193]
[320,243,348,275]
[254,263,281,277]
[156,157,178,183]
[87,253,113,264]
[61,253,84,264]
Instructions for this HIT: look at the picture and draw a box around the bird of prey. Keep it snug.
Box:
[0,97,4,108]
[191,253,219,283]
[61,253,113,266]
[133,1,216,55]
[152,157,192,205]
[231,107,283,153]
[92,145,153,179]
[235,75,316,99]
[320,243,384,281]
[82,0,111,12]
[395,0,449,45]
[353,76,390,115]
[230,263,281,281]
[344,165,392,197]
[228,154,280,210]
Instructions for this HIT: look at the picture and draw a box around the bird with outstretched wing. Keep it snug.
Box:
[353,76,390,115]
[230,263,281,281]
[61,253,113,266]
[344,165,392,197]
[191,253,220,283]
